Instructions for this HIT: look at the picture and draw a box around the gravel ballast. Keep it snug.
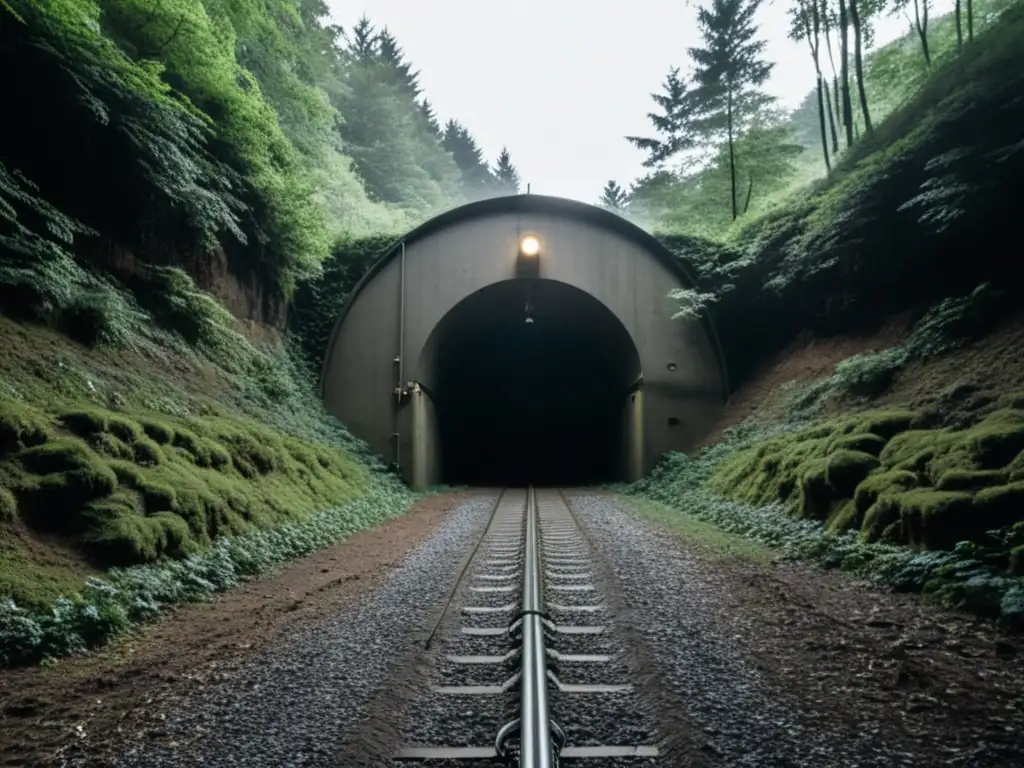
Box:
[113,494,497,768]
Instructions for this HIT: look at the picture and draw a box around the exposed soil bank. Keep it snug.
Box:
[0,492,480,767]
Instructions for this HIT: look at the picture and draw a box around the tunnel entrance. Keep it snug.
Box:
[427,279,641,487]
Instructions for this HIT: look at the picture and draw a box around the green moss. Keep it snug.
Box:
[967,410,1024,469]
[831,433,887,456]
[861,497,902,543]
[17,439,116,486]
[798,450,879,520]
[1009,451,1024,482]
[106,414,143,444]
[139,418,174,445]
[0,401,51,456]
[972,482,1024,532]
[853,469,918,516]
[879,429,949,470]
[853,410,917,440]
[935,469,1007,491]
[132,436,164,466]
[0,487,16,522]
[0,531,94,611]
[79,491,192,565]
[825,499,859,533]
[895,489,975,550]
[59,408,109,436]
[877,411,1024,484]
[88,432,135,461]
[0,392,370,608]
[998,392,1024,410]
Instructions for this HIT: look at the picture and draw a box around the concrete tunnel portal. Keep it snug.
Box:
[320,195,729,491]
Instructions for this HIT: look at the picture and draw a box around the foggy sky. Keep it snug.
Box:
[328,0,952,205]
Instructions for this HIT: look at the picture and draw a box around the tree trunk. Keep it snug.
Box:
[727,83,737,220]
[800,0,832,172]
[742,175,754,215]
[816,76,832,172]
[849,0,872,134]
[955,0,963,52]
[913,0,931,66]
[838,0,854,147]
[967,0,974,41]
[824,82,840,154]
[821,0,842,154]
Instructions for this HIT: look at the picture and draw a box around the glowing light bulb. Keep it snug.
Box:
[519,235,541,257]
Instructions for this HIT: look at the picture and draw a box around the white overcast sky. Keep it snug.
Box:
[328,0,953,204]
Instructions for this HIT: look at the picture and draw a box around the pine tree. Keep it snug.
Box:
[625,67,699,168]
[442,119,497,200]
[599,181,628,210]
[493,147,521,194]
[419,99,442,138]
[377,28,421,98]
[688,0,774,219]
[348,15,377,60]
[336,20,461,210]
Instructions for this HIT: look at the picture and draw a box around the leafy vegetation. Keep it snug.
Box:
[623,294,1024,629]
[622,414,1024,629]
[0,476,414,666]
[0,248,411,665]
[0,1,523,311]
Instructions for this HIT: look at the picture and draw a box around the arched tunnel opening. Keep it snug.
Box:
[426,279,641,486]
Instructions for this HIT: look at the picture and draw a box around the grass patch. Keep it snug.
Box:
[621,496,774,565]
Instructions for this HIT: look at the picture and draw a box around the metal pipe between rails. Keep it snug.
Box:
[520,486,556,768]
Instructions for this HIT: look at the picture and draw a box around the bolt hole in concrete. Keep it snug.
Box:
[431,280,640,487]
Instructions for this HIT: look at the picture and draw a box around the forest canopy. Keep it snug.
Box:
[0,0,521,302]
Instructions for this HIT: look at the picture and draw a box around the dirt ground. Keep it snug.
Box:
[0,492,474,767]
[699,315,912,447]
[703,311,1024,447]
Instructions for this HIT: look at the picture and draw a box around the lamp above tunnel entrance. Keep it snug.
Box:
[516,233,542,279]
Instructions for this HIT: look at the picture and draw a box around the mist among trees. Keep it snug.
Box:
[607,0,1018,237]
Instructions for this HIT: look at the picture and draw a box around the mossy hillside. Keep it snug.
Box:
[710,404,1024,558]
[0,399,368,608]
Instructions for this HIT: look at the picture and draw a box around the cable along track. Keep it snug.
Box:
[395,487,659,766]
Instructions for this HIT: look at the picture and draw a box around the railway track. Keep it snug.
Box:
[394,487,659,766]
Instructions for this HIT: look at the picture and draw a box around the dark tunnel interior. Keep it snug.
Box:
[431,279,639,486]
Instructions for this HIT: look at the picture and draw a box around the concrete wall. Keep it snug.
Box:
[323,205,726,488]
